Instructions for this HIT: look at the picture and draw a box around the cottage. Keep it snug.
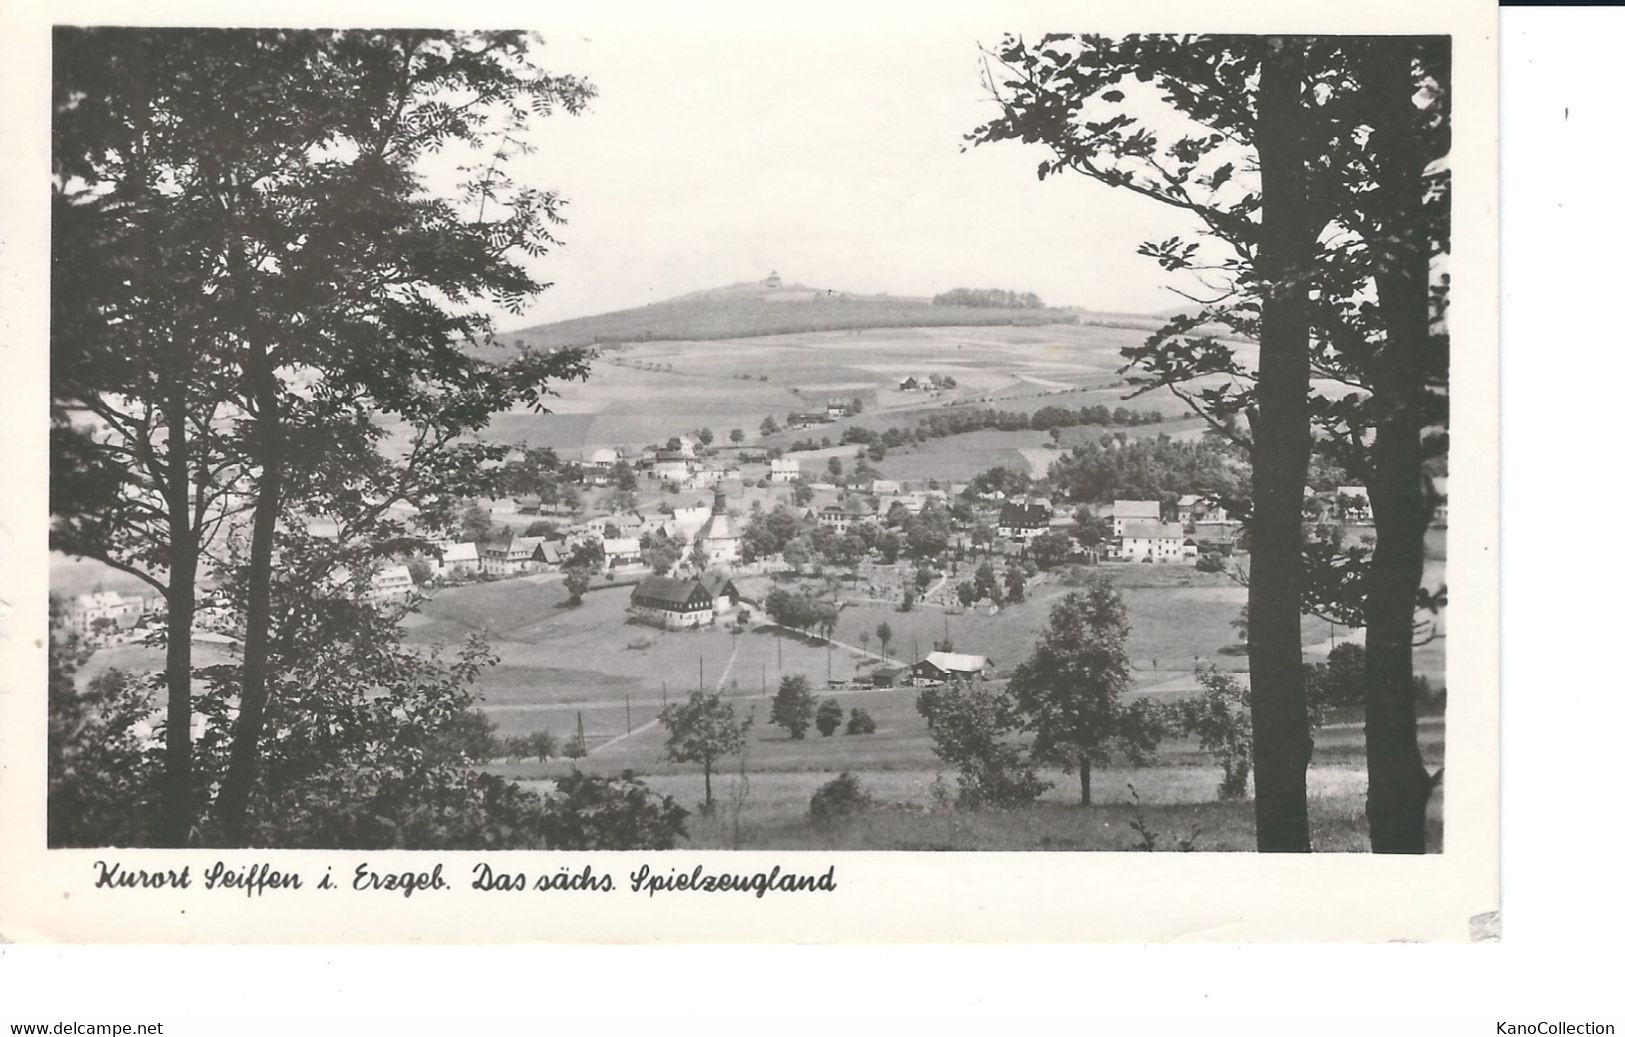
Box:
[602,537,643,570]
[480,533,551,577]
[998,500,1052,541]
[868,478,901,496]
[769,457,801,483]
[629,575,715,629]
[653,460,692,483]
[788,411,831,430]
[1112,499,1163,537]
[816,498,876,535]
[431,541,480,579]
[897,376,921,391]
[1118,519,1187,563]
[825,399,851,419]
[367,564,416,602]
[588,447,621,470]
[911,651,990,684]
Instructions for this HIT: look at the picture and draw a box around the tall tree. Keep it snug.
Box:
[50,29,595,845]
[1008,584,1162,805]
[971,34,1327,849]
[658,689,752,814]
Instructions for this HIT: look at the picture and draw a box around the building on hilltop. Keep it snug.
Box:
[1112,499,1163,537]
[630,575,715,629]
[764,270,783,288]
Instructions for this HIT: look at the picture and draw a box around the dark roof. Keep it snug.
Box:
[631,576,710,609]
[697,572,738,599]
[999,502,1052,526]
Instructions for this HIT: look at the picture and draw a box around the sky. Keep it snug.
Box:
[482,17,1199,330]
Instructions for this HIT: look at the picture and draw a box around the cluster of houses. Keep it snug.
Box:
[55,590,153,644]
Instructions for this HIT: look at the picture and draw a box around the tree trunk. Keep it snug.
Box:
[1247,37,1318,853]
[217,339,282,845]
[1079,756,1092,807]
[1361,41,1434,853]
[703,762,714,814]
[155,394,196,847]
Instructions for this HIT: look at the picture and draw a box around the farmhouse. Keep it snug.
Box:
[429,540,480,579]
[1118,519,1189,563]
[911,651,990,683]
[769,457,801,483]
[692,489,743,564]
[1112,499,1162,537]
[629,575,715,629]
[998,499,1052,541]
[367,564,415,602]
[653,460,692,483]
[897,376,922,391]
[825,399,852,418]
[587,447,621,470]
[480,533,551,577]
[788,411,831,430]
[698,572,741,614]
[816,498,877,535]
[868,478,901,496]
[602,537,643,570]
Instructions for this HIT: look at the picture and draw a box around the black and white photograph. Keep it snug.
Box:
[39,25,1463,855]
[0,0,1502,946]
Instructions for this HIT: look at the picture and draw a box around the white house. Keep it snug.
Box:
[653,460,692,483]
[368,564,416,602]
[1118,519,1188,563]
[769,457,801,483]
[588,447,621,470]
[602,537,643,570]
[430,540,480,579]
[480,533,551,577]
[1112,500,1163,537]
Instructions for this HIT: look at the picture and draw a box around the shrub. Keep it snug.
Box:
[845,707,876,735]
[538,770,689,849]
[808,771,873,827]
[815,698,844,737]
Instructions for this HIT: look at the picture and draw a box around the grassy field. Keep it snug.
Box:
[499,757,1420,852]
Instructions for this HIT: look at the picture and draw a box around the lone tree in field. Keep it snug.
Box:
[1008,584,1163,806]
[925,680,1050,808]
[563,565,593,606]
[770,675,818,740]
[876,621,894,660]
[658,688,752,814]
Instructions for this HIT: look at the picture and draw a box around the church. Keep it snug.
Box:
[691,488,742,565]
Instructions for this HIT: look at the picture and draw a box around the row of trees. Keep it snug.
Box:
[837,403,1164,455]
[931,287,1047,308]
[971,33,1448,850]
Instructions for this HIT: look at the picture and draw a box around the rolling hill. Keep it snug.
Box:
[497,279,1079,349]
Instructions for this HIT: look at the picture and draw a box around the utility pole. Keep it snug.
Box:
[661,681,667,709]
[625,693,632,736]
[761,662,766,697]
[700,655,705,689]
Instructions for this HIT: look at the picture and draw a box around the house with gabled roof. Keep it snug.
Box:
[629,575,715,629]
[1118,519,1189,563]
[1112,499,1163,537]
[998,499,1052,541]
